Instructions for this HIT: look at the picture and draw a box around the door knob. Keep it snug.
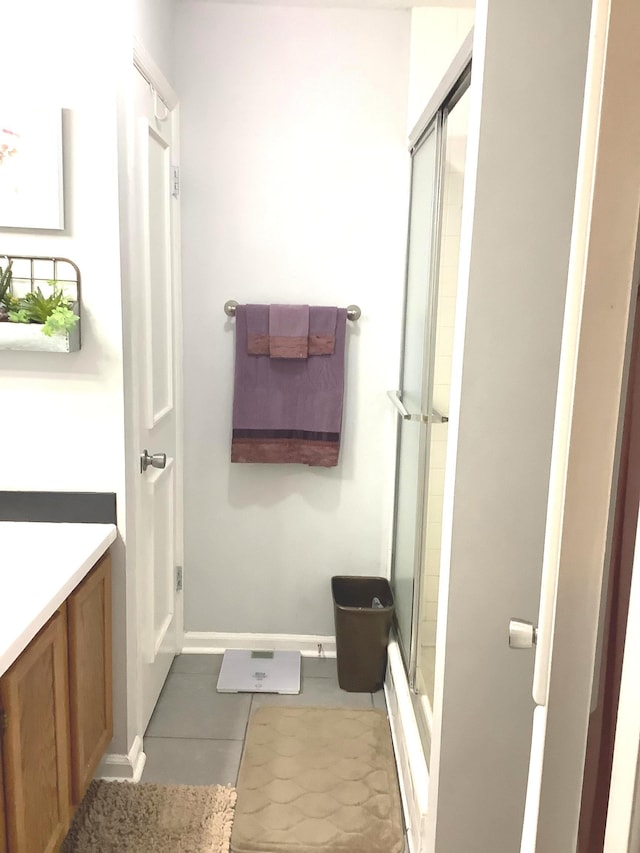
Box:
[508,618,538,649]
[140,449,167,473]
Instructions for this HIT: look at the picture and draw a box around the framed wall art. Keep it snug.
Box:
[0,108,64,230]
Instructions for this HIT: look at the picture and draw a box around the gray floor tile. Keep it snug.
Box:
[170,653,223,677]
[302,656,337,679]
[250,676,373,711]
[142,736,243,786]
[146,673,251,739]
[372,688,387,711]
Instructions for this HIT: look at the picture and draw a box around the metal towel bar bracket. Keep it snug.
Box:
[224,299,361,321]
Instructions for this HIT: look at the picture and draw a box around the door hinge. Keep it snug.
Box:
[171,165,180,199]
[0,709,7,736]
[176,566,183,592]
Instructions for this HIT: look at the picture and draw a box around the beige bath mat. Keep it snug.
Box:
[62,780,237,852]
[231,706,404,853]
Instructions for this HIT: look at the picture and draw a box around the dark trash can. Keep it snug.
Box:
[331,575,394,693]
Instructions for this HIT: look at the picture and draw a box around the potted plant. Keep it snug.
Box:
[0,259,81,352]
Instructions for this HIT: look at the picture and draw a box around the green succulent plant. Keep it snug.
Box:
[8,308,29,323]
[4,278,78,337]
[0,259,12,307]
[42,304,78,337]
[20,284,70,324]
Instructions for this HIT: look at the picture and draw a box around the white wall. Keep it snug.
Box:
[175,2,410,636]
[135,0,176,81]
[428,1,593,851]
[407,6,475,133]
[0,5,127,499]
[0,0,132,755]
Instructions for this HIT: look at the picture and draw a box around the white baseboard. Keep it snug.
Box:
[385,640,429,853]
[97,735,146,783]
[182,631,336,658]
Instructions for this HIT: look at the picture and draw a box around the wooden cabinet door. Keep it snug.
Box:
[0,735,7,853]
[67,552,113,803]
[0,608,70,853]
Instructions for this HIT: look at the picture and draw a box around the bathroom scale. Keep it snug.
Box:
[216,649,301,694]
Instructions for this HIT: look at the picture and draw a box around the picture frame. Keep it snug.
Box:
[0,108,64,230]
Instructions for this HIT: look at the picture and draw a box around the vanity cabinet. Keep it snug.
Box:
[0,737,7,853]
[0,551,112,853]
[67,552,112,803]
[0,608,70,853]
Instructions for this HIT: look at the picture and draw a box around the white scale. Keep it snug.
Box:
[216,649,301,694]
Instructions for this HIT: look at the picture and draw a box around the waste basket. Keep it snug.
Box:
[331,575,394,692]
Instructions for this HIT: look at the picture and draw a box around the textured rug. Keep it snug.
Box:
[231,706,404,853]
[62,780,237,853]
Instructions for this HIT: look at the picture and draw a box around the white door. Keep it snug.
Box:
[520,0,640,848]
[132,63,183,733]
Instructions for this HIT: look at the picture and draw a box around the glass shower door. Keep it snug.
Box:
[390,120,441,668]
[391,69,471,736]
[415,85,471,705]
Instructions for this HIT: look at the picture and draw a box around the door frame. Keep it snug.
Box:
[120,39,184,755]
[520,0,640,848]
[605,506,640,850]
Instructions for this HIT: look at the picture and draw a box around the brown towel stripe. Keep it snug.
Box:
[231,432,339,467]
[233,428,339,443]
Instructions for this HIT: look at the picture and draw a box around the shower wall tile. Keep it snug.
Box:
[424,574,440,601]
[422,620,437,645]
[425,548,441,574]
[424,601,438,622]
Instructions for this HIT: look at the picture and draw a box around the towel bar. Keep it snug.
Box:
[386,390,449,423]
[223,299,361,321]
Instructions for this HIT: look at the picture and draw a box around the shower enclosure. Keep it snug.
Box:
[390,44,471,758]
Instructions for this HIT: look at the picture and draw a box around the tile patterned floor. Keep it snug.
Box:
[142,653,408,850]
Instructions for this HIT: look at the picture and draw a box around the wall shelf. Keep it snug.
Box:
[0,255,82,353]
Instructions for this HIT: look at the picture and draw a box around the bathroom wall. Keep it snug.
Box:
[407,6,475,133]
[175,1,410,637]
[135,0,177,80]
[0,0,131,754]
[0,1,127,501]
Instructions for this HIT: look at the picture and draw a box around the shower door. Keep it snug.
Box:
[390,69,471,722]
[390,120,442,674]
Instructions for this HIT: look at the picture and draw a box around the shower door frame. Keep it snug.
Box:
[390,38,472,700]
[392,113,445,687]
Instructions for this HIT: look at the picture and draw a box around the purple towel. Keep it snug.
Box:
[269,304,309,358]
[246,304,269,355]
[231,306,348,467]
[309,306,338,355]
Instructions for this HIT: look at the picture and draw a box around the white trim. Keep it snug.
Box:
[385,640,429,853]
[524,0,640,846]
[182,631,336,657]
[133,37,178,111]
[98,735,146,783]
[531,0,609,713]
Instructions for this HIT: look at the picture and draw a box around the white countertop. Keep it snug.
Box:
[0,522,117,678]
